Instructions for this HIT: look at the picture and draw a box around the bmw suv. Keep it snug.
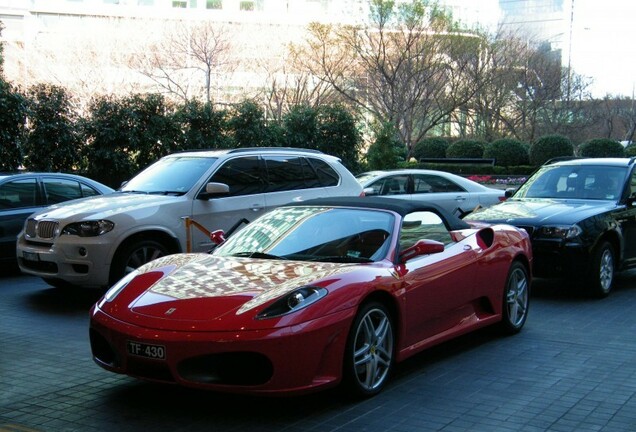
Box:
[16,148,363,289]
[467,157,636,297]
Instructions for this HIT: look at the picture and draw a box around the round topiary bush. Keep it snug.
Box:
[625,144,636,157]
[446,139,486,158]
[577,138,625,158]
[412,137,449,160]
[529,134,573,166]
[484,138,529,167]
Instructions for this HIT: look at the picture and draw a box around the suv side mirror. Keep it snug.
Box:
[198,182,230,200]
[504,188,517,198]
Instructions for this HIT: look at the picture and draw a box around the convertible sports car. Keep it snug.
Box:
[89,197,532,397]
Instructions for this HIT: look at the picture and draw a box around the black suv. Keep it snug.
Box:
[466,157,636,297]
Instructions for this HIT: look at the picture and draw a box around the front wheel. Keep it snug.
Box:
[109,239,169,286]
[343,302,394,398]
[499,261,529,335]
[587,241,615,298]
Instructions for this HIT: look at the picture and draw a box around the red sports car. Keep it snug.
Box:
[89,197,532,397]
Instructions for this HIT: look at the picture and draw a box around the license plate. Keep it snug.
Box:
[22,251,40,262]
[127,341,166,360]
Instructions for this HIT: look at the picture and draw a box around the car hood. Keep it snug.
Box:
[466,198,618,225]
[31,192,182,221]
[99,253,375,331]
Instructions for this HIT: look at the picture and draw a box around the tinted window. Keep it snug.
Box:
[211,156,265,196]
[308,158,339,187]
[264,156,321,192]
[43,178,83,204]
[81,183,101,197]
[371,175,409,195]
[413,174,464,193]
[0,178,37,209]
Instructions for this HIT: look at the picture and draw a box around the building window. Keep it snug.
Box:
[207,0,222,9]
[239,1,254,11]
[172,1,187,7]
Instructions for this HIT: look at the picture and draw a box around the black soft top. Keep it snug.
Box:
[292,196,471,231]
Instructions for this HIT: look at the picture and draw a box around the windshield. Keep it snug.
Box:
[214,206,394,263]
[515,165,627,201]
[121,156,217,194]
[355,172,381,184]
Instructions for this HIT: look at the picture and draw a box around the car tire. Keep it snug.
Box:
[499,261,529,335]
[343,301,394,398]
[587,241,615,298]
[109,239,169,286]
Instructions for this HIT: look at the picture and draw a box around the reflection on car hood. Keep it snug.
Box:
[108,254,358,329]
[29,192,181,221]
[466,198,619,225]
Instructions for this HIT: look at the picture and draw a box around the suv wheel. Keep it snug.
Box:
[588,241,615,298]
[109,239,169,286]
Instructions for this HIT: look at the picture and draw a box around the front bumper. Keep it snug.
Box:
[531,238,590,279]
[89,305,356,395]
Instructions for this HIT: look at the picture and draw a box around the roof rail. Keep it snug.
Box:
[543,156,583,165]
[227,147,324,154]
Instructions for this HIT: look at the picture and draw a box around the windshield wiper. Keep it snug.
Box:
[231,252,287,260]
[306,256,373,263]
[147,191,186,196]
[120,190,149,194]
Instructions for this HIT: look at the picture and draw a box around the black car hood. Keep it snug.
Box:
[467,198,619,226]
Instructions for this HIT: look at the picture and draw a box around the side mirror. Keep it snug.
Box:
[399,239,445,262]
[363,187,378,196]
[210,229,226,245]
[198,182,230,200]
[504,188,517,198]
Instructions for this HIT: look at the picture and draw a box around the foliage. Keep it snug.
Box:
[484,138,529,167]
[173,100,231,150]
[0,79,26,171]
[577,138,625,158]
[315,104,361,171]
[446,139,486,158]
[412,137,449,160]
[22,84,81,172]
[227,100,273,147]
[365,122,406,170]
[625,144,636,157]
[283,105,318,149]
[529,134,573,166]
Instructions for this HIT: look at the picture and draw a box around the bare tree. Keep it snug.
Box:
[294,0,488,155]
[130,20,234,103]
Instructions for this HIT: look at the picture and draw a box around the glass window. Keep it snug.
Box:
[81,183,101,197]
[373,175,409,195]
[264,156,321,192]
[413,174,464,193]
[308,158,339,187]
[210,156,264,196]
[122,156,217,194]
[239,1,254,11]
[206,0,222,9]
[0,178,37,209]
[43,178,83,204]
[172,1,187,7]
[399,211,453,250]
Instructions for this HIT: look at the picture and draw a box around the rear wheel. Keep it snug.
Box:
[587,241,614,298]
[109,239,169,286]
[499,261,529,335]
[343,301,394,398]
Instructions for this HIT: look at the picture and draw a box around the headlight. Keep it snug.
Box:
[104,270,139,302]
[61,220,114,237]
[256,286,327,319]
[537,224,582,239]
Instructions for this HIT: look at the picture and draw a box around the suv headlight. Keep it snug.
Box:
[61,220,115,237]
[256,286,327,319]
[537,224,582,239]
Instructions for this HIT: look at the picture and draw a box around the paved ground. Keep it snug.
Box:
[1,270,636,432]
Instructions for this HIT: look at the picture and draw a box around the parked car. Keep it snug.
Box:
[0,172,113,267]
[89,196,531,397]
[17,148,363,289]
[357,169,505,216]
[466,157,636,298]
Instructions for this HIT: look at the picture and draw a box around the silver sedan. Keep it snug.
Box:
[357,169,505,216]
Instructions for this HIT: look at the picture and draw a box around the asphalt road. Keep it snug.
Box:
[1,270,636,432]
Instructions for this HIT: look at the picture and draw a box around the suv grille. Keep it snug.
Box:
[26,219,59,239]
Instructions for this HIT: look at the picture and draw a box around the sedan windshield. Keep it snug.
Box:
[214,206,394,263]
[121,156,217,194]
[515,165,627,201]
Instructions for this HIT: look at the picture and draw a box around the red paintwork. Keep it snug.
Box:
[90,214,532,396]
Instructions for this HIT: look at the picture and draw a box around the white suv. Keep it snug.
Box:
[16,148,363,289]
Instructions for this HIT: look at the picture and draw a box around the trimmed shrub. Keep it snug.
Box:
[366,122,406,170]
[446,139,485,158]
[484,138,529,167]
[412,137,449,160]
[578,138,625,158]
[529,134,573,166]
[625,144,636,157]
